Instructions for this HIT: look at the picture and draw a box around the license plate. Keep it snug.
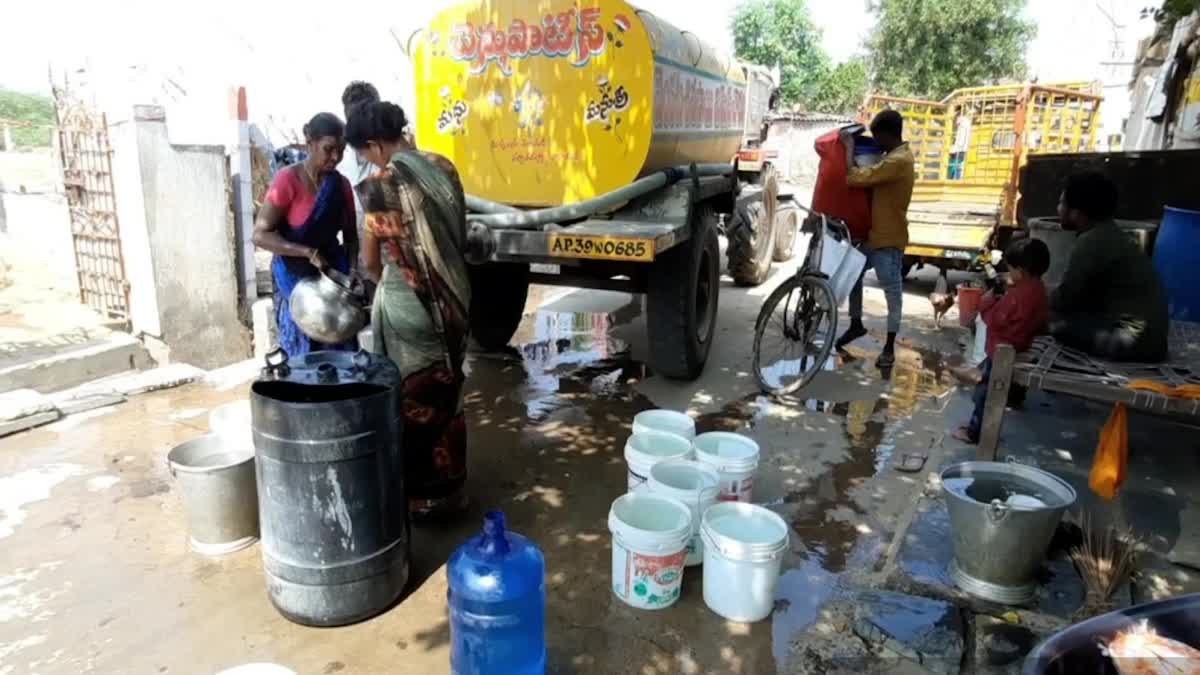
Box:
[548,235,654,262]
[906,245,945,258]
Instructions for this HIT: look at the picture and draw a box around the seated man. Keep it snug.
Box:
[1051,171,1168,362]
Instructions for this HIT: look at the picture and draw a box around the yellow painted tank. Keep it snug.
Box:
[412,0,749,206]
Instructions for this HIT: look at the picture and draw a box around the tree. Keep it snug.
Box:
[808,60,870,115]
[866,0,1036,99]
[732,0,829,105]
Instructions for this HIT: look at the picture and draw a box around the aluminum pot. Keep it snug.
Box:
[289,268,369,345]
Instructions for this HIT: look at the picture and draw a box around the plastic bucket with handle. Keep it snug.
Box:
[646,460,721,566]
[624,430,693,491]
[701,502,789,622]
[608,492,692,610]
[692,432,761,502]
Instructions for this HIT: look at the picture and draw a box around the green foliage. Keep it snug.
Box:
[732,0,830,105]
[1153,0,1200,20]
[0,88,54,148]
[866,0,1035,99]
[808,60,870,115]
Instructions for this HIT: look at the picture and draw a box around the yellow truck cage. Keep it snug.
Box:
[859,82,1102,272]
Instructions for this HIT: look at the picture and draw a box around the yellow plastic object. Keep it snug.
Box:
[413,0,748,206]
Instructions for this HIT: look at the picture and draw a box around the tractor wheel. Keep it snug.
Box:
[647,206,720,380]
[773,199,800,262]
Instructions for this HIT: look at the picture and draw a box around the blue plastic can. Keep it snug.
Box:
[448,511,546,674]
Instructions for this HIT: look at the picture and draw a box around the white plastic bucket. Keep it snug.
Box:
[646,460,721,566]
[607,492,693,610]
[692,432,761,502]
[700,502,790,622]
[632,409,696,441]
[624,430,694,491]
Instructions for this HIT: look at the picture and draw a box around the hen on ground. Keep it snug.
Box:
[929,273,955,328]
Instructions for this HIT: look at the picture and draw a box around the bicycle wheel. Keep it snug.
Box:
[752,274,839,396]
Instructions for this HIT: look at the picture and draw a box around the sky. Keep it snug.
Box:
[0,0,1154,143]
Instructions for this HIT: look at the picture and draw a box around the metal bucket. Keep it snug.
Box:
[168,433,259,556]
[941,461,1076,605]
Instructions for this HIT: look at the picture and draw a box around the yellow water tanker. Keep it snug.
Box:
[413,0,750,207]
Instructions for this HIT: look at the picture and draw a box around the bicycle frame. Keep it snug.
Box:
[791,204,853,280]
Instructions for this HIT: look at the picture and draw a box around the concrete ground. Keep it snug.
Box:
[2,256,1198,674]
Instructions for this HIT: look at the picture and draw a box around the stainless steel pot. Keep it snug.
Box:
[289,268,369,345]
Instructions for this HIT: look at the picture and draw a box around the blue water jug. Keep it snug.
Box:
[448,511,546,674]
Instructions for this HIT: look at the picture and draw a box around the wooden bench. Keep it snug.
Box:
[978,322,1200,459]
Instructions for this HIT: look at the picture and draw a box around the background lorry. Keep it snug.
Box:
[859,82,1103,274]
[412,0,786,380]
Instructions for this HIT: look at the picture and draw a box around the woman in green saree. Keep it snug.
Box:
[346,101,472,519]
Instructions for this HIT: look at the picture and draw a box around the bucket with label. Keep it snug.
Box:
[624,430,694,491]
[692,432,761,502]
[646,460,721,566]
[607,492,692,610]
[632,409,696,441]
[700,502,790,622]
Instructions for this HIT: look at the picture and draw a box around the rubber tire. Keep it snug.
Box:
[752,274,839,396]
[773,200,800,262]
[728,166,779,286]
[727,200,777,286]
[468,263,530,350]
[647,207,720,380]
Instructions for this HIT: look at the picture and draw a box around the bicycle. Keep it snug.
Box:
[751,207,851,396]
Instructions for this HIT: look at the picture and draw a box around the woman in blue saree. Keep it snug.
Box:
[253,113,359,356]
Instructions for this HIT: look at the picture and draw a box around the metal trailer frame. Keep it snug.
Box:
[466,168,760,380]
[860,83,1103,273]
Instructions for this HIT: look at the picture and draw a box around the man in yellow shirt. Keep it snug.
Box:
[835,110,915,368]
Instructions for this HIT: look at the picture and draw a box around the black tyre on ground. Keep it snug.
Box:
[728,166,779,286]
[773,199,800,262]
[752,274,838,396]
[901,255,917,279]
[467,263,530,350]
[647,206,721,380]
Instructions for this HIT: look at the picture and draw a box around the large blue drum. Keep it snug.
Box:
[1152,206,1200,322]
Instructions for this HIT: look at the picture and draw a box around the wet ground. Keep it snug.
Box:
[5,265,1197,674]
[0,262,969,674]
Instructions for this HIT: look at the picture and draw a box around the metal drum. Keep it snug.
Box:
[251,349,408,626]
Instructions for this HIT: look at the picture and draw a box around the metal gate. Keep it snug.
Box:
[53,88,130,322]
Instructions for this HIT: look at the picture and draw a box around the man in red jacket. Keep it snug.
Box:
[955,237,1051,444]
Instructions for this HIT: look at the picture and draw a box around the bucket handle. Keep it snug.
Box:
[987,499,1010,523]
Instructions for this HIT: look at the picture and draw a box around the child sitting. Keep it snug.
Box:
[955,237,1051,444]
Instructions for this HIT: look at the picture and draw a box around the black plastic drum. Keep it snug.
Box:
[250,349,407,626]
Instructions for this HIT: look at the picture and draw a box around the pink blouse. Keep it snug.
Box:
[265,167,356,229]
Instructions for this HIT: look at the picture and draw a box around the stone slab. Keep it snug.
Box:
[0,330,150,394]
[0,410,60,437]
[852,591,965,675]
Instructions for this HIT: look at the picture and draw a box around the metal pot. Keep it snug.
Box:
[289,268,369,345]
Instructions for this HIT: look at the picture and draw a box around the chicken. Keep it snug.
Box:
[929,273,955,328]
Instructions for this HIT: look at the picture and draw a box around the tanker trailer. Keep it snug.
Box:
[412,0,782,379]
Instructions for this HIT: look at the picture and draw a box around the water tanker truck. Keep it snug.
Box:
[411,0,785,380]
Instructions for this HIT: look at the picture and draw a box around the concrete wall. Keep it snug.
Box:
[112,105,248,369]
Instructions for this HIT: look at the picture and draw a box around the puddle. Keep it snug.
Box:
[464,290,962,673]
